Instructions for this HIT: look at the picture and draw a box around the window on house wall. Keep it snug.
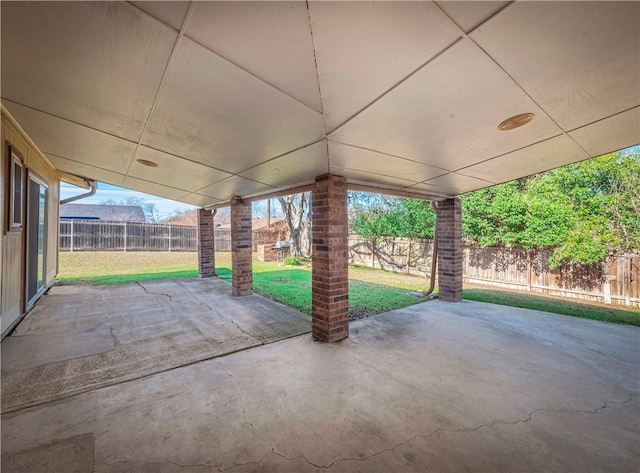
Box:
[9,145,24,230]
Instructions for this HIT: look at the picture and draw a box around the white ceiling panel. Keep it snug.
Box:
[328,141,448,183]
[2,2,636,204]
[435,1,509,33]
[239,141,328,188]
[179,193,222,208]
[129,147,231,192]
[569,108,640,158]
[1,1,176,142]
[402,180,453,198]
[187,1,321,112]
[335,168,417,189]
[6,102,135,173]
[309,1,461,130]
[457,136,589,184]
[131,1,189,30]
[197,176,275,200]
[471,1,640,131]
[45,154,125,187]
[142,38,326,174]
[415,172,493,195]
[330,39,562,171]
[122,176,191,201]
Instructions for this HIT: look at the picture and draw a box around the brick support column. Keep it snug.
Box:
[312,174,349,342]
[197,208,216,278]
[437,197,463,302]
[231,196,252,296]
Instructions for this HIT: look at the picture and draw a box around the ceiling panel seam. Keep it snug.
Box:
[432,2,593,160]
[305,0,329,154]
[130,143,235,176]
[234,138,328,175]
[183,39,324,116]
[325,36,463,137]
[327,139,452,172]
[564,105,640,134]
[418,171,495,186]
[45,152,195,195]
[127,1,182,33]
[124,1,197,177]
[452,133,565,175]
[348,181,452,200]
[434,0,515,34]
[329,165,417,186]
[306,0,331,175]
[3,98,240,178]
[190,176,277,197]
[45,152,125,179]
[1,98,139,146]
[347,182,452,201]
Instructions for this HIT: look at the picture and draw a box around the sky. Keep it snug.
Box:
[60,182,197,221]
[59,182,284,220]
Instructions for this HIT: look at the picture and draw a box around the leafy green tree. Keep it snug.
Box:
[350,146,640,268]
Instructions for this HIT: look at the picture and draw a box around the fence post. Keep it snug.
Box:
[123,221,127,252]
[526,251,532,292]
[70,220,74,252]
[624,256,631,307]
[169,224,172,252]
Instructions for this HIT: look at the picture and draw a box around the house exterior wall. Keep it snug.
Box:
[1,108,60,338]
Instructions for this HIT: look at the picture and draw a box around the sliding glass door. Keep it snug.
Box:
[26,173,48,307]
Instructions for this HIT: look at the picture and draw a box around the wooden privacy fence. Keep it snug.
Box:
[58,221,272,253]
[60,219,198,252]
[348,236,640,308]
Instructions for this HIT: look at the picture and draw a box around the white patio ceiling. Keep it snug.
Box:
[2,1,638,205]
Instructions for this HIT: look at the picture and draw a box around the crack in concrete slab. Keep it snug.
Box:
[199,302,266,345]
[136,282,265,344]
[220,366,269,445]
[135,281,177,302]
[98,459,221,470]
[265,394,637,470]
[95,394,635,471]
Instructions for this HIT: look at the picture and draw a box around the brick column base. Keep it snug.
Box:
[231,196,252,296]
[312,174,349,342]
[197,208,216,278]
[437,197,463,302]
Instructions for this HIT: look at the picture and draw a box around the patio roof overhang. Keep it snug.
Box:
[1,1,638,205]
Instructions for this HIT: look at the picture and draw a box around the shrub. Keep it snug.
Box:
[283,256,301,266]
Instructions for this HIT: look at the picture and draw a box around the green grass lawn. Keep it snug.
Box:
[57,251,639,325]
[463,288,639,326]
[58,252,426,319]
[214,254,424,319]
[57,252,199,285]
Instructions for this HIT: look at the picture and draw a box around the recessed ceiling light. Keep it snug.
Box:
[498,113,536,131]
[136,159,158,167]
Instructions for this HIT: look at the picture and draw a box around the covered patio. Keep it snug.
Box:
[1,1,639,471]
[1,278,310,413]
[2,294,638,472]
[2,0,638,341]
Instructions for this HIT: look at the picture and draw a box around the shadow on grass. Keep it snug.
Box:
[246,269,427,319]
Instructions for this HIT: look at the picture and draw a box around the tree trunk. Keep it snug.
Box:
[277,193,310,257]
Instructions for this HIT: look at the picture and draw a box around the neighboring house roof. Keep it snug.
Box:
[60,204,146,222]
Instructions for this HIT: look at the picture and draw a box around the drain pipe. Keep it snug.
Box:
[424,201,439,297]
[60,179,97,205]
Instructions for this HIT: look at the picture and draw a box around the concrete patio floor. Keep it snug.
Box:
[1,286,639,472]
[1,278,311,412]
